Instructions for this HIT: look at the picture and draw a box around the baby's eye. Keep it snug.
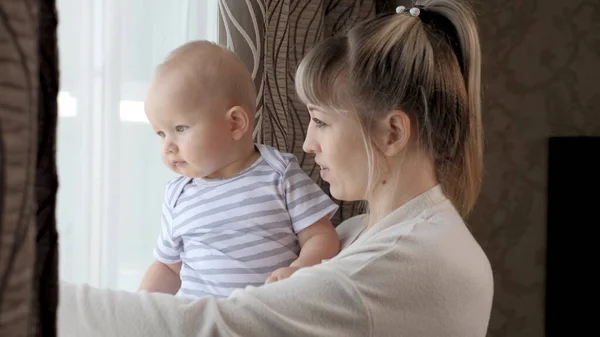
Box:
[175,125,188,132]
[312,118,327,128]
[156,131,165,138]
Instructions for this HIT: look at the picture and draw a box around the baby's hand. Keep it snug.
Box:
[265,266,301,284]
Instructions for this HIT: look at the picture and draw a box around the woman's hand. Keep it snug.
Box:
[265,266,302,284]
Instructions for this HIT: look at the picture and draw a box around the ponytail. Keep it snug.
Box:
[417,0,483,216]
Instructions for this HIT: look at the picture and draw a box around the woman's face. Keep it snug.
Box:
[302,105,370,201]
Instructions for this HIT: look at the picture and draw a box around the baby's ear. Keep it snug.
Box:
[225,105,251,140]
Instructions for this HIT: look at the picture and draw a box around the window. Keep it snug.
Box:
[56,0,219,291]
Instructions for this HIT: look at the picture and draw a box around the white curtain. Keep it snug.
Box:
[56,0,219,291]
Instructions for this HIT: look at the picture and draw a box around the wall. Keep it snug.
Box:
[391,1,600,336]
[473,1,599,336]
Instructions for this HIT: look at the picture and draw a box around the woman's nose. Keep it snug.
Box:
[302,128,321,154]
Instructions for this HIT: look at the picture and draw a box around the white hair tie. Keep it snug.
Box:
[396,5,421,17]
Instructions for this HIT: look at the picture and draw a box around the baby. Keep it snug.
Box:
[138,41,340,298]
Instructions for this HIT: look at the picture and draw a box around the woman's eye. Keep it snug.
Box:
[175,125,188,132]
[312,118,327,128]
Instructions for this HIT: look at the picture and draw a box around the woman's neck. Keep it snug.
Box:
[366,152,438,229]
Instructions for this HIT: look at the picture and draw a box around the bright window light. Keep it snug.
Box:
[119,100,148,123]
[58,91,77,117]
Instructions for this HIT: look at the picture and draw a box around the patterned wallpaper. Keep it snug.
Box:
[391,1,600,336]
[218,0,376,225]
[391,0,600,336]
[472,0,599,336]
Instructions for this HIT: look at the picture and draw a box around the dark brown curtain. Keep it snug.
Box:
[219,0,392,225]
[0,0,59,336]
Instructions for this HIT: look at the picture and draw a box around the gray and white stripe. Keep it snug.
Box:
[154,144,338,298]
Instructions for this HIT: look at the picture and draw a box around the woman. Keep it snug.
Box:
[59,0,493,336]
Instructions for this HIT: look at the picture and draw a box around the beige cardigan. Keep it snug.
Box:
[58,185,493,337]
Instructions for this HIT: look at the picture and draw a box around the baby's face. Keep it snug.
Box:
[144,72,235,178]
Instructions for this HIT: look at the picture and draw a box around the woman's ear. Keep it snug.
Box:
[378,110,411,157]
[225,106,251,140]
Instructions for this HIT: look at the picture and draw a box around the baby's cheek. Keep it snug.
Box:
[160,154,170,166]
[201,139,225,155]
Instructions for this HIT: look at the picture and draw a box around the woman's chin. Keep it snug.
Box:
[330,184,366,203]
[329,185,348,202]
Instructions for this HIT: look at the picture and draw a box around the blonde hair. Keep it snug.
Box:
[158,40,257,115]
[296,0,483,216]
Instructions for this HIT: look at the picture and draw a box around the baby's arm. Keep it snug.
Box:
[266,216,339,283]
[140,178,185,294]
[268,155,340,283]
[138,261,182,295]
[291,216,340,268]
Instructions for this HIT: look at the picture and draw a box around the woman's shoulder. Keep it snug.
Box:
[334,193,493,291]
[374,200,493,286]
[329,202,493,335]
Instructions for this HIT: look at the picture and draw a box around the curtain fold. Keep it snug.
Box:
[34,0,60,335]
[0,0,59,335]
[219,0,388,225]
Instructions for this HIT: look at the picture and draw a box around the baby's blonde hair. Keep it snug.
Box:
[158,40,256,116]
[296,0,483,217]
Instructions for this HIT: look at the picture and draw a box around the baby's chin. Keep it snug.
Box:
[173,166,215,179]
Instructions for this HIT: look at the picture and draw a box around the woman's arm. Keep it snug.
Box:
[58,264,369,337]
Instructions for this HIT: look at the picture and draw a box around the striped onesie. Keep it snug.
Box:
[153,144,339,298]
